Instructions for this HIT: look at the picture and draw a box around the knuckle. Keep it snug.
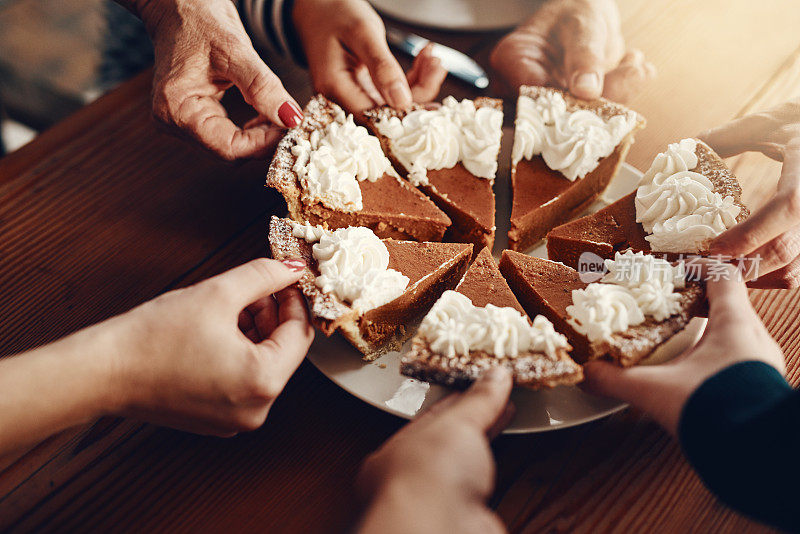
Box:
[783,190,800,219]
[212,32,248,57]
[779,271,800,289]
[249,258,281,289]
[767,235,800,266]
[234,409,269,432]
[343,16,371,39]
[246,70,282,99]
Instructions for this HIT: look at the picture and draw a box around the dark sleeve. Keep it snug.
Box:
[679,361,800,531]
[240,0,307,66]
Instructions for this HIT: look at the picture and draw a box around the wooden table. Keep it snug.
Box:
[1,1,799,531]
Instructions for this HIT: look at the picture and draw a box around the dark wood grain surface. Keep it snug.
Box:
[1,1,799,531]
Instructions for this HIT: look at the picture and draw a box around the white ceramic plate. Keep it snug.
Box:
[307,128,707,433]
[369,0,540,31]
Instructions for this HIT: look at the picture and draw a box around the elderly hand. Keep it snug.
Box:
[584,263,785,435]
[293,0,447,113]
[131,0,303,161]
[107,258,314,436]
[356,368,514,534]
[490,0,654,102]
[701,99,800,288]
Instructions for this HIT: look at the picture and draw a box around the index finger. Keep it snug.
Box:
[256,286,314,380]
[712,144,800,256]
[201,258,305,312]
[439,367,513,434]
[339,18,412,110]
[176,95,285,161]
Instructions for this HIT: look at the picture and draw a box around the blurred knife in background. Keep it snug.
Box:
[386,27,490,89]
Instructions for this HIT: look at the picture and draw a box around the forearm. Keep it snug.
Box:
[358,481,452,534]
[0,322,123,457]
[679,361,800,531]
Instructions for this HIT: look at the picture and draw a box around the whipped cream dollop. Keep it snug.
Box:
[418,291,569,359]
[635,138,741,252]
[375,96,503,186]
[312,227,409,313]
[567,251,686,341]
[566,284,644,342]
[601,250,685,321]
[292,111,395,212]
[511,91,637,181]
[290,221,325,243]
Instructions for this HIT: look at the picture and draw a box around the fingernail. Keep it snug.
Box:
[572,72,601,97]
[281,259,306,272]
[278,101,303,128]
[388,81,412,110]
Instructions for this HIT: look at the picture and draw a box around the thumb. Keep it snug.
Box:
[198,258,306,312]
[441,367,514,435]
[226,46,304,128]
[582,359,644,404]
[561,18,608,99]
[584,359,690,435]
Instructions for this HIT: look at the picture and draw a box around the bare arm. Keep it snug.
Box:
[0,258,313,458]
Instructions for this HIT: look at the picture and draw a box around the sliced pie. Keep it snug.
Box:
[269,216,472,359]
[400,247,583,388]
[508,86,645,252]
[267,95,451,242]
[547,138,749,269]
[364,96,503,251]
[500,250,705,366]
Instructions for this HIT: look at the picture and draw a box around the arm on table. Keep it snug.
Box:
[0,258,313,459]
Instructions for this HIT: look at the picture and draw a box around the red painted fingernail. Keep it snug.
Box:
[278,101,303,128]
[281,259,306,272]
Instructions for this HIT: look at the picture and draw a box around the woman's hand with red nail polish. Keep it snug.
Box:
[356,368,513,534]
[292,0,447,113]
[107,258,314,436]
[132,0,300,161]
[490,0,655,103]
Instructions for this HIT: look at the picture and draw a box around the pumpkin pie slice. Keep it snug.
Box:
[364,96,503,250]
[269,217,472,360]
[547,138,749,269]
[401,247,583,388]
[500,250,705,366]
[267,95,451,242]
[508,86,645,252]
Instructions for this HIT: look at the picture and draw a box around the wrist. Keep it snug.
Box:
[57,317,136,419]
[361,477,456,533]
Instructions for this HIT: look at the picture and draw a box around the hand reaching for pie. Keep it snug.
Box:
[356,368,514,534]
[701,98,800,288]
[583,262,785,435]
[111,258,315,436]
[293,0,448,113]
[127,0,304,161]
[490,0,655,102]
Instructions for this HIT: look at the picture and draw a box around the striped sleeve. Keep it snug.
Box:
[240,0,307,65]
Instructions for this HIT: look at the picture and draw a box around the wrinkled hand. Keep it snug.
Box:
[137,0,302,160]
[584,263,785,435]
[108,258,314,436]
[356,368,514,534]
[490,0,655,102]
[701,99,800,288]
[293,0,447,112]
